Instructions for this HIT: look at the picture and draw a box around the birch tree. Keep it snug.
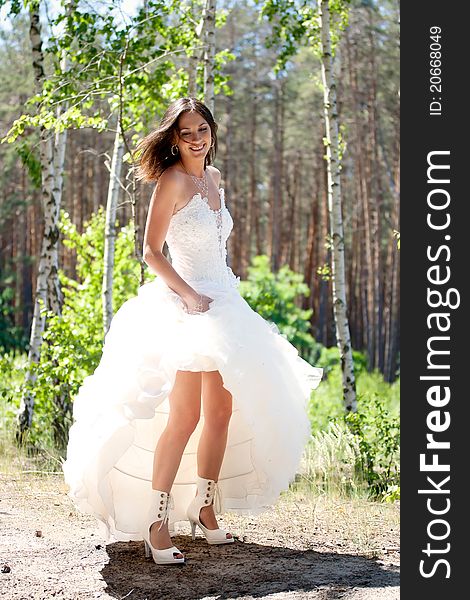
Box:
[187,0,206,96]
[203,0,216,113]
[260,0,356,410]
[102,126,125,335]
[318,0,356,411]
[181,0,222,102]
[4,1,185,436]
[16,2,70,435]
[3,0,236,436]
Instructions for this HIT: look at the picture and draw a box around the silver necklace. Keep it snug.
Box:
[180,161,208,198]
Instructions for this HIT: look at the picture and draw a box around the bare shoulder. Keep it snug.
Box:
[146,168,187,221]
[207,165,221,186]
[157,166,186,198]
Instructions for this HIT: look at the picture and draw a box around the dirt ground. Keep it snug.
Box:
[0,473,399,600]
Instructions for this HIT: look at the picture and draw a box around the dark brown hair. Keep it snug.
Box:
[135,97,218,182]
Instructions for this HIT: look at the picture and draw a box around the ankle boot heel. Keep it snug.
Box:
[186,476,235,545]
[190,520,197,541]
[141,489,185,565]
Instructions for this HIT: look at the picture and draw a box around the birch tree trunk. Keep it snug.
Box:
[188,0,205,97]
[103,127,125,336]
[203,0,216,114]
[17,6,68,436]
[319,0,356,411]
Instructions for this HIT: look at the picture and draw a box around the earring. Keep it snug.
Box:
[171,144,179,155]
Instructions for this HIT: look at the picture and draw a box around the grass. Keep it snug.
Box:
[296,427,371,499]
[0,427,64,480]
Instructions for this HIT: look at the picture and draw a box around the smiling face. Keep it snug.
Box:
[174,110,212,163]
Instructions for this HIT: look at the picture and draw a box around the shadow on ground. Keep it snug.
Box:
[101,534,400,600]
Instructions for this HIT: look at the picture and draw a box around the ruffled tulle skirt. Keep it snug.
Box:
[62,276,323,542]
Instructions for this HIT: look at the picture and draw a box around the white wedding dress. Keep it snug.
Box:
[62,187,323,542]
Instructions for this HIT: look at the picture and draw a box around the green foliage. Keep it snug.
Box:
[306,363,400,501]
[0,0,22,16]
[0,266,29,353]
[18,208,152,450]
[316,263,331,281]
[308,364,346,432]
[259,0,309,72]
[239,254,321,359]
[16,141,41,188]
[2,0,235,146]
[213,49,236,97]
[382,484,400,503]
[259,0,351,72]
[393,229,400,250]
[344,392,400,499]
[317,345,368,378]
[0,350,26,419]
[308,362,399,432]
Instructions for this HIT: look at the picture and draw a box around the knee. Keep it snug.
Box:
[167,412,200,438]
[204,407,232,431]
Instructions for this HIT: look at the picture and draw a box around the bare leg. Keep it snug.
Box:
[151,370,202,553]
[196,370,233,537]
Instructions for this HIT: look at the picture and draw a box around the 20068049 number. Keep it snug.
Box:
[429,26,442,116]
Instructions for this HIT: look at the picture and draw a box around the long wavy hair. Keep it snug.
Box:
[135,97,218,182]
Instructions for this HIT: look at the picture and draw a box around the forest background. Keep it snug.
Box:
[0,0,399,502]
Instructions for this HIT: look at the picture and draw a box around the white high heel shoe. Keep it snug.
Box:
[186,476,235,545]
[141,489,185,565]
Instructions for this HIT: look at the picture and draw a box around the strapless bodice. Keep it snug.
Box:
[165,188,240,289]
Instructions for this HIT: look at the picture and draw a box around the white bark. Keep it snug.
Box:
[203,0,216,114]
[319,0,356,412]
[188,0,205,96]
[102,127,125,336]
[17,6,68,434]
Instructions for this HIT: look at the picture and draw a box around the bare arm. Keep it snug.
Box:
[142,171,200,305]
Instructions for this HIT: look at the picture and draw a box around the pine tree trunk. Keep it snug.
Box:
[248,87,258,264]
[270,74,282,271]
[319,0,356,411]
[188,52,198,97]
[103,127,125,335]
[386,146,400,381]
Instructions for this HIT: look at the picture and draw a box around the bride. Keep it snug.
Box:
[62,97,323,567]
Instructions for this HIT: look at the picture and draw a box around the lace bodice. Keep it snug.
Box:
[165,188,240,289]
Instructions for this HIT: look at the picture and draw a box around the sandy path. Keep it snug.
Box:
[0,474,399,599]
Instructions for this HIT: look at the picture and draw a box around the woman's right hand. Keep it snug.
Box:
[182,292,214,314]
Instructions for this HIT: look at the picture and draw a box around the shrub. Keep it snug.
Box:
[305,364,400,501]
[317,345,368,378]
[344,393,400,499]
[239,254,324,362]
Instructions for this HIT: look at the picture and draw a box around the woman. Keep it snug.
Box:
[62,97,323,566]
